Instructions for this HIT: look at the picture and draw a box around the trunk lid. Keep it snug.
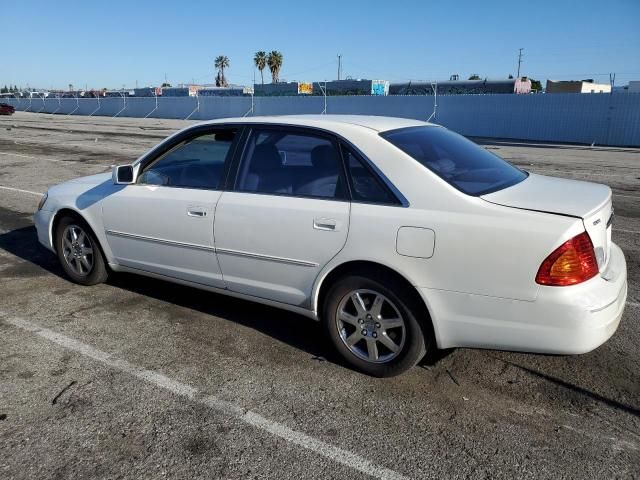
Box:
[482,173,613,271]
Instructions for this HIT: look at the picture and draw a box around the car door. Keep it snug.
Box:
[214,126,350,307]
[101,127,238,287]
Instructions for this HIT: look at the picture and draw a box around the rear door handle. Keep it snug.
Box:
[313,218,337,231]
[187,207,207,217]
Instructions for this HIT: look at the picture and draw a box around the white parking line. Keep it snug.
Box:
[615,194,640,200]
[1,313,409,480]
[615,229,640,234]
[0,185,42,196]
[627,301,640,309]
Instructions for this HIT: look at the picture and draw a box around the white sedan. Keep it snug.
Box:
[34,115,627,376]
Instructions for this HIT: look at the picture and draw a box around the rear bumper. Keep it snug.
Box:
[422,242,627,354]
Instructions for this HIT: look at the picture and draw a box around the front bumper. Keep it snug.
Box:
[422,242,628,354]
[34,208,55,252]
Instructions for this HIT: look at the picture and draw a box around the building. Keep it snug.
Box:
[161,87,190,97]
[197,86,251,96]
[322,79,375,96]
[389,78,531,95]
[254,82,301,96]
[132,87,157,97]
[627,81,640,93]
[254,79,389,96]
[546,79,611,94]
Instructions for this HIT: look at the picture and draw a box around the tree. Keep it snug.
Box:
[267,51,283,84]
[161,82,171,87]
[529,78,542,92]
[254,51,267,85]
[214,55,230,87]
[1,85,7,94]
[468,74,481,80]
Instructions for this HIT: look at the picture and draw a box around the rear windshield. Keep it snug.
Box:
[381,126,527,196]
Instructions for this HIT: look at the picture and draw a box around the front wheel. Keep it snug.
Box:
[55,215,108,286]
[322,274,428,377]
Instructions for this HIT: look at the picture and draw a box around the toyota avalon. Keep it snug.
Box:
[34,115,627,376]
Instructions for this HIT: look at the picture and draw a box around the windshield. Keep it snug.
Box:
[381,126,528,196]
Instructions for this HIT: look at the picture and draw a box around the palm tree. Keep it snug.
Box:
[214,55,230,87]
[267,51,283,84]
[254,51,267,85]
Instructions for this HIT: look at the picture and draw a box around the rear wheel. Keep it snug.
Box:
[55,215,108,286]
[323,274,428,377]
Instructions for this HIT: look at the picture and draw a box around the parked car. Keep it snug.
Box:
[34,115,627,376]
[0,102,15,115]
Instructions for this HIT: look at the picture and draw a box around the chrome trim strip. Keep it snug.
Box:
[216,247,319,268]
[106,230,319,267]
[106,230,215,252]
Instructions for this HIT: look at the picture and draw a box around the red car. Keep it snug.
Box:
[0,103,15,115]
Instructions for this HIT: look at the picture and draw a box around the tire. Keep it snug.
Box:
[322,273,429,377]
[54,215,108,286]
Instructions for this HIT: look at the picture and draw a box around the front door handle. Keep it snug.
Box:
[313,218,337,231]
[187,207,207,217]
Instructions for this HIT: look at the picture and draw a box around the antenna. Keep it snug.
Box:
[337,54,342,81]
[609,72,616,93]
[517,48,524,78]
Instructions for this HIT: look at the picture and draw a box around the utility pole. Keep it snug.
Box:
[337,54,342,81]
[517,48,524,78]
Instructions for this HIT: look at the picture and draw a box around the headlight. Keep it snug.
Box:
[37,192,48,211]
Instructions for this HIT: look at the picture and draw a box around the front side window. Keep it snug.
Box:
[236,129,346,199]
[381,126,527,196]
[138,129,236,189]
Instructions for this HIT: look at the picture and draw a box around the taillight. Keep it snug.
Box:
[535,232,599,286]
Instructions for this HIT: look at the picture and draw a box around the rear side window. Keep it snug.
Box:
[236,129,346,199]
[381,126,527,196]
[138,130,236,189]
[342,146,398,204]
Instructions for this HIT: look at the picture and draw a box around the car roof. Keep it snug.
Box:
[200,114,434,133]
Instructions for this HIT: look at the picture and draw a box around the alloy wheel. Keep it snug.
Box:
[336,289,406,363]
[61,224,94,276]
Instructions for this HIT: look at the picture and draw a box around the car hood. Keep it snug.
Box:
[481,173,611,219]
[65,172,112,186]
[48,172,113,198]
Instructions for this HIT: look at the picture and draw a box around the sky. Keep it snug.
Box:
[2,0,639,90]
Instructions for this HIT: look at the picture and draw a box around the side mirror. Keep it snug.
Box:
[112,165,135,185]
